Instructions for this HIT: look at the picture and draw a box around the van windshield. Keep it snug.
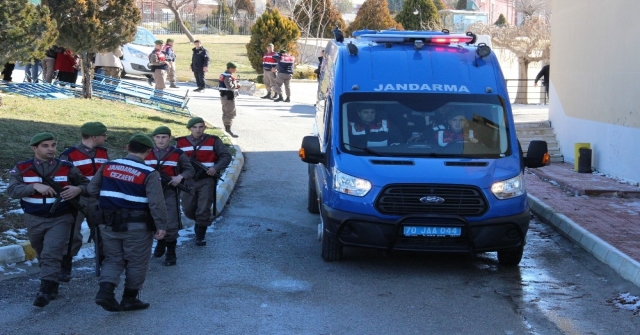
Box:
[340,93,511,158]
[131,28,157,47]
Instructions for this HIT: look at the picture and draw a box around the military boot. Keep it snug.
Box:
[260,92,272,99]
[284,96,290,103]
[58,255,73,282]
[195,225,207,246]
[95,282,121,312]
[33,280,55,307]
[153,239,166,258]
[49,281,59,300]
[164,241,177,266]
[224,125,239,138]
[120,288,150,311]
[273,94,283,102]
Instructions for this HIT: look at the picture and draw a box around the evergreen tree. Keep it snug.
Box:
[246,8,301,73]
[0,0,58,65]
[494,13,507,26]
[395,0,441,31]
[346,0,403,36]
[235,0,256,16]
[49,0,139,98]
[293,0,346,39]
[455,0,467,10]
[433,0,447,11]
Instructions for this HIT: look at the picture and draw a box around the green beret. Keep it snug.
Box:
[152,126,172,136]
[279,49,287,54]
[155,39,164,45]
[226,62,237,69]
[186,117,205,129]
[29,132,55,146]
[166,38,174,43]
[129,133,155,148]
[80,122,107,136]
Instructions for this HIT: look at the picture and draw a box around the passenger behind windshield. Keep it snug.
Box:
[435,111,478,146]
[348,104,401,148]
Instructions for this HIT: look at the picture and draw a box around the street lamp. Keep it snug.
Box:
[413,8,423,31]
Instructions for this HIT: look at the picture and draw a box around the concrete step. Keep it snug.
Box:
[514,121,551,128]
[516,128,556,136]
[517,134,559,143]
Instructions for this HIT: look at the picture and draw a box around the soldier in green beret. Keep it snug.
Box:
[88,134,167,312]
[175,117,232,246]
[144,126,195,266]
[218,62,241,137]
[148,39,168,91]
[163,39,178,88]
[58,121,110,281]
[7,132,90,308]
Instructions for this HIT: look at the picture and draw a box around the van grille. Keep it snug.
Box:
[375,184,488,216]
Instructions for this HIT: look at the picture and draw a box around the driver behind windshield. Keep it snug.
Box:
[436,111,479,146]
[348,105,400,148]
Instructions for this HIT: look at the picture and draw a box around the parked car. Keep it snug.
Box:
[120,27,157,79]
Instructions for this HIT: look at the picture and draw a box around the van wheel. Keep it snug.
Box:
[497,246,524,266]
[307,171,319,214]
[320,220,342,262]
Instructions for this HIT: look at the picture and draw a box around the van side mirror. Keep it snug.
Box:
[299,136,324,164]
[524,140,550,168]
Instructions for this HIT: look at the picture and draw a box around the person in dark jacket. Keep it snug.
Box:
[314,49,324,83]
[534,64,550,97]
[1,62,15,82]
[190,40,210,92]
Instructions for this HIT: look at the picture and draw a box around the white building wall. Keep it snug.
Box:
[551,0,640,184]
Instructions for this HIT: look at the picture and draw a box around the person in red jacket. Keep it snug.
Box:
[54,49,79,85]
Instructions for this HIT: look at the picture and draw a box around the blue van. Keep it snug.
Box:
[299,30,549,266]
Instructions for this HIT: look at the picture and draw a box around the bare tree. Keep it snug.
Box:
[515,0,549,17]
[470,15,550,104]
[156,0,198,42]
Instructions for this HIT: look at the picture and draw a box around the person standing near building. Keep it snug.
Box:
[148,40,168,91]
[58,122,110,281]
[191,40,209,92]
[260,43,277,99]
[162,39,178,88]
[94,47,124,79]
[7,132,89,308]
[534,63,550,98]
[145,126,195,266]
[42,46,59,83]
[176,117,232,247]
[89,134,167,312]
[218,62,241,138]
[273,49,295,102]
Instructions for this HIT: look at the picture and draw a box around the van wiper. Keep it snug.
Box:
[345,144,386,156]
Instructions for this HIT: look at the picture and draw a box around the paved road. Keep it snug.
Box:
[1,80,638,334]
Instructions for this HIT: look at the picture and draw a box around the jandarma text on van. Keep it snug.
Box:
[373,84,470,92]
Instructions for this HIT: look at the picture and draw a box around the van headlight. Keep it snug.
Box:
[127,46,148,59]
[491,173,525,199]
[333,169,371,197]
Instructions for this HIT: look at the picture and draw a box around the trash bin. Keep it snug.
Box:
[574,143,590,171]
[578,148,592,173]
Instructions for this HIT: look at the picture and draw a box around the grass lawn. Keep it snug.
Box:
[0,93,233,236]
[164,35,258,86]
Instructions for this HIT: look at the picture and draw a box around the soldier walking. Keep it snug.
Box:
[219,62,241,138]
[163,39,178,88]
[88,134,167,312]
[145,126,195,266]
[149,40,168,91]
[176,117,232,246]
[7,132,89,307]
[260,43,277,99]
[58,122,110,281]
[273,49,295,102]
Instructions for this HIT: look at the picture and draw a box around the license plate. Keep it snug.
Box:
[403,226,462,237]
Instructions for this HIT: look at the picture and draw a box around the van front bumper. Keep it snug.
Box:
[321,205,530,253]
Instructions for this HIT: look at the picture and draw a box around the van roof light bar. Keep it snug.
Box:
[353,31,474,44]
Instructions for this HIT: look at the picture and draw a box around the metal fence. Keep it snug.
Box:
[505,79,548,105]
[140,12,257,35]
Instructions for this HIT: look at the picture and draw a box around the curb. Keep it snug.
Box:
[528,193,640,288]
[0,144,245,265]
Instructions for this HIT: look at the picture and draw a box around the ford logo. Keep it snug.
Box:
[420,196,445,204]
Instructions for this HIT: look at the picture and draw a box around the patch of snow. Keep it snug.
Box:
[74,245,96,261]
[609,293,640,316]
[549,180,559,186]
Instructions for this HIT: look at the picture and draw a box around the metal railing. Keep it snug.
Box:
[140,12,257,35]
[505,79,548,105]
